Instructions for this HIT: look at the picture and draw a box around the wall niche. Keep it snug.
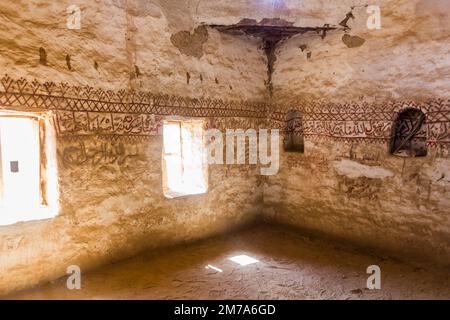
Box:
[390,108,427,157]
[284,110,304,153]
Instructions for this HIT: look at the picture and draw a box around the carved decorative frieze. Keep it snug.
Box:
[269,99,450,146]
[1,75,449,146]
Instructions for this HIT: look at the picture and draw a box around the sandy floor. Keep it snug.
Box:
[5,224,450,300]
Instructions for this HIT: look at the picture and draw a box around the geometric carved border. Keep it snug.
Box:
[270,99,450,146]
[0,74,268,138]
[1,75,449,146]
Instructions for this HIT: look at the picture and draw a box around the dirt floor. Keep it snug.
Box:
[5,224,450,300]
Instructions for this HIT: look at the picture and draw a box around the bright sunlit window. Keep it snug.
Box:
[0,113,58,226]
[162,120,208,198]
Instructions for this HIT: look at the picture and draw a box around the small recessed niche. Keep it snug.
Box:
[283,110,304,153]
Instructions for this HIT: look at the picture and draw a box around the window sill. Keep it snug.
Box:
[164,188,207,199]
[0,204,57,226]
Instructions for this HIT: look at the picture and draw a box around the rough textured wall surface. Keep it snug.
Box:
[0,0,267,100]
[0,0,268,295]
[264,0,450,266]
[264,140,450,266]
[272,0,450,102]
[0,134,261,295]
[1,0,450,295]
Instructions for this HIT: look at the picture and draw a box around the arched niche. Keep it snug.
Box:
[390,108,427,157]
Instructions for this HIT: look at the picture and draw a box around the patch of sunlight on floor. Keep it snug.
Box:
[229,255,260,266]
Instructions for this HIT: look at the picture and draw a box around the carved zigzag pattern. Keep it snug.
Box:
[0,75,449,146]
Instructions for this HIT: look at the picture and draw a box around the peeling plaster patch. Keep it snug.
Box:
[334,160,394,179]
[170,26,208,58]
[342,34,366,48]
